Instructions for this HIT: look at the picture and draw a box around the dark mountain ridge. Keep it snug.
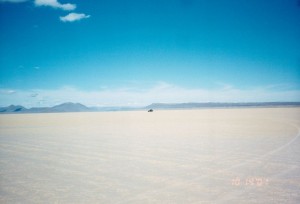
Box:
[0,105,27,113]
[0,102,92,114]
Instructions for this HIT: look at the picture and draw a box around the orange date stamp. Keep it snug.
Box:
[231,177,269,187]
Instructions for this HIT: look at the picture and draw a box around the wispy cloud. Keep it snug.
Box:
[34,0,76,11]
[30,93,38,97]
[60,12,90,22]
[0,89,16,95]
[1,82,299,108]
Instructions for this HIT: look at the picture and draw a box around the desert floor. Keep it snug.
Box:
[0,108,300,203]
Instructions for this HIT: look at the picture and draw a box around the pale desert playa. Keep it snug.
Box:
[0,107,300,203]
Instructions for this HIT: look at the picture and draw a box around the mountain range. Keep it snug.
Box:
[1,102,300,114]
[145,102,300,110]
[0,102,91,114]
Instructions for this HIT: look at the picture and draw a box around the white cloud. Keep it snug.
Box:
[0,89,16,95]
[0,0,28,2]
[60,12,90,22]
[34,0,76,11]
[1,83,300,108]
[3,0,90,23]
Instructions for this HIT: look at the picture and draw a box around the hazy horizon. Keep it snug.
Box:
[2,101,300,110]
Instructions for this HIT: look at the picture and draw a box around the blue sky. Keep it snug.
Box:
[0,0,300,107]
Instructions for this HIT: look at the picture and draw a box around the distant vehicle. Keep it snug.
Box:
[148,109,153,112]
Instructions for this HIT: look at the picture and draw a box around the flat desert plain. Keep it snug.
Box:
[0,108,300,203]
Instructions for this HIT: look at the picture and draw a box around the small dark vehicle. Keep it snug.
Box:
[148,109,153,112]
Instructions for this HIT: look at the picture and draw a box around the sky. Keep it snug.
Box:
[0,0,300,107]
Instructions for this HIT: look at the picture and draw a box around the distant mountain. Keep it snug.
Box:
[0,105,27,113]
[0,102,92,114]
[50,102,91,112]
[145,102,300,110]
